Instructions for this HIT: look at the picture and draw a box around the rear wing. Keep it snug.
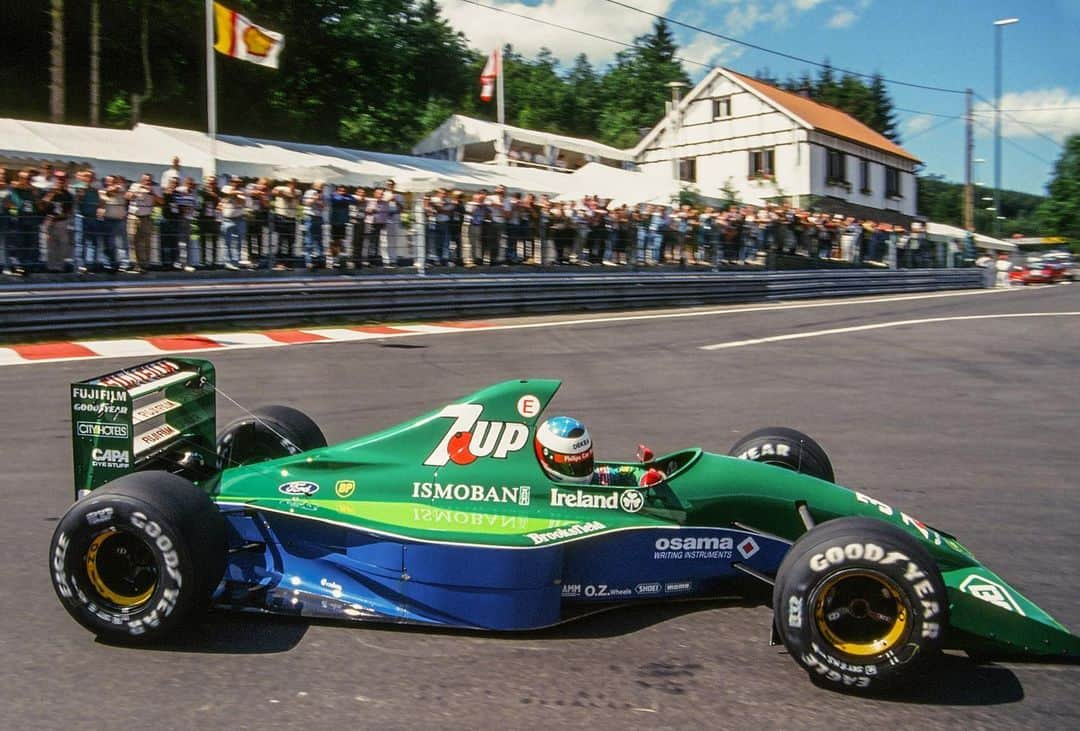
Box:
[71,358,216,496]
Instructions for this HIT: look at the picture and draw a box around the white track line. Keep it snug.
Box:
[702,312,1080,350]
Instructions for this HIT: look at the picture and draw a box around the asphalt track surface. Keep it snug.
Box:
[3,285,1078,729]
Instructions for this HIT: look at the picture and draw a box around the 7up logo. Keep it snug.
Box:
[424,404,530,467]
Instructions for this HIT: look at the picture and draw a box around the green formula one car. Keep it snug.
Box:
[50,357,1080,692]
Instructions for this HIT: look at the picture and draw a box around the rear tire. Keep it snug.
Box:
[217,405,327,468]
[772,517,947,692]
[49,471,227,642]
[729,427,835,482]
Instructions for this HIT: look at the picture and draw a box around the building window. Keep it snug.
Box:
[679,157,697,183]
[748,148,775,179]
[859,159,871,194]
[826,149,847,185]
[885,167,902,198]
[713,96,732,119]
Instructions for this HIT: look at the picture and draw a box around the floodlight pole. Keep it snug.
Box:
[993,17,1019,238]
[205,0,217,179]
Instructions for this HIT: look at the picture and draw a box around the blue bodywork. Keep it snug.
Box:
[216,505,790,630]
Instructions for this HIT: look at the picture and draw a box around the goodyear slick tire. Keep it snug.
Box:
[729,427,835,482]
[772,517,947,692]
[217,405,327,468]
[49,471,227,643]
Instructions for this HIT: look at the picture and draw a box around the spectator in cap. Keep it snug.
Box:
[219,175,247,270]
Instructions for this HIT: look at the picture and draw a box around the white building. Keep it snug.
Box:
[411,114,633,172]
[634,68,921,222]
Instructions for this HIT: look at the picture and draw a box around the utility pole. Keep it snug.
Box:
[964,88,973,231]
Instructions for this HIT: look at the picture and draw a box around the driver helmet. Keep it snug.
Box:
[535,416,594,483]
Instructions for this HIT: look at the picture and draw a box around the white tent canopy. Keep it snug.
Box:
[925,221,1017,252]
[556,162,676,207]
[0,117,675,203]
[412,114,633,163]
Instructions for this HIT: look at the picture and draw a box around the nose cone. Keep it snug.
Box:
[943,566,1080,658]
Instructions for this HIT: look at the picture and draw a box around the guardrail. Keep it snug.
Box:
[0,268,985,338]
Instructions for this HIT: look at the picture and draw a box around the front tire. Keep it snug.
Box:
[49,471,227,642]
[729,426,835,482]
[772,517,947,692]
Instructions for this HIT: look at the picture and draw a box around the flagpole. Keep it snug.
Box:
[496,45,506,167]
[205,0,217,178]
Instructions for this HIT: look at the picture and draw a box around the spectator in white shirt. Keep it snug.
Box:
[219,175,247,269]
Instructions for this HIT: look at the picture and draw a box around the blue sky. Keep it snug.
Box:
[440,1,1080,196]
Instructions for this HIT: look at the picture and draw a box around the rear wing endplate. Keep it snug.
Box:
[70,357,216,496]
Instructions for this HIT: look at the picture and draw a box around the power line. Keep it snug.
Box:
[993,105,1080,112]
[895,107,963,120]
[461,0,967,124]
[458,0,712,68]
[973,119,1055,165]
[903,115,961,143]
[600,0,968,95]
[974,92,1063,149]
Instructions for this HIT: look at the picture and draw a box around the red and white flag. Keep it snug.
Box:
[213,2,284,69]
[480,49,499,102]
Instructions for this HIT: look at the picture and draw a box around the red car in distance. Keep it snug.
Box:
[1010,257,1067,285]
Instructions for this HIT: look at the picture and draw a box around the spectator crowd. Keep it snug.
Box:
[0,156,940,276]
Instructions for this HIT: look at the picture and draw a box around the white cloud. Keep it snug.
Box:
[902,115,934,137]
[826,8,857,28]
[439,1,870,71]
[439,0,676,69]
[973,88,1080,143]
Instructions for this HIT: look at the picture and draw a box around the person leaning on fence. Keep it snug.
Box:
[385,181,404,266]
[0,170,14,275]
[10,169,43,273]
[219,175,247,270]
[196,176,221,268]
[301,181,325,270]
[271,178,300,267]
[176,177,198,270]
[245,178,270,266]
[328,184,352,269]
[350,186,367,269]
[159,176,184,269]
[126,173,159,272]
[42,170,75,272]
[73,170,101,272]
[97,175,129,271]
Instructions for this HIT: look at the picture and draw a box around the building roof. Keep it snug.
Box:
[728,70,919,163]
[412,114,633,162]
[634,67,919,164]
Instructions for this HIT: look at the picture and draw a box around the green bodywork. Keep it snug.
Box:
[72,367,1080,658]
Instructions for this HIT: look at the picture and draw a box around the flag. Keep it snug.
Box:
[213,2,284,69]
[480,49,499,102]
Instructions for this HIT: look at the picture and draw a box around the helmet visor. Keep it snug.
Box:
[541,445,594,480]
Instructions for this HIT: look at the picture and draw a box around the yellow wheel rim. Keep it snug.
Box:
[813,569,910,657]
[85,528,157,609]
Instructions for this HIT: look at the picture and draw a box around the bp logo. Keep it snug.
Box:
[619,489,644,513]
[335,480,356,498]
[959,574,1026,616]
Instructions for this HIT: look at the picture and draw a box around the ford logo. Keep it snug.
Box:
[278,480,320,496]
